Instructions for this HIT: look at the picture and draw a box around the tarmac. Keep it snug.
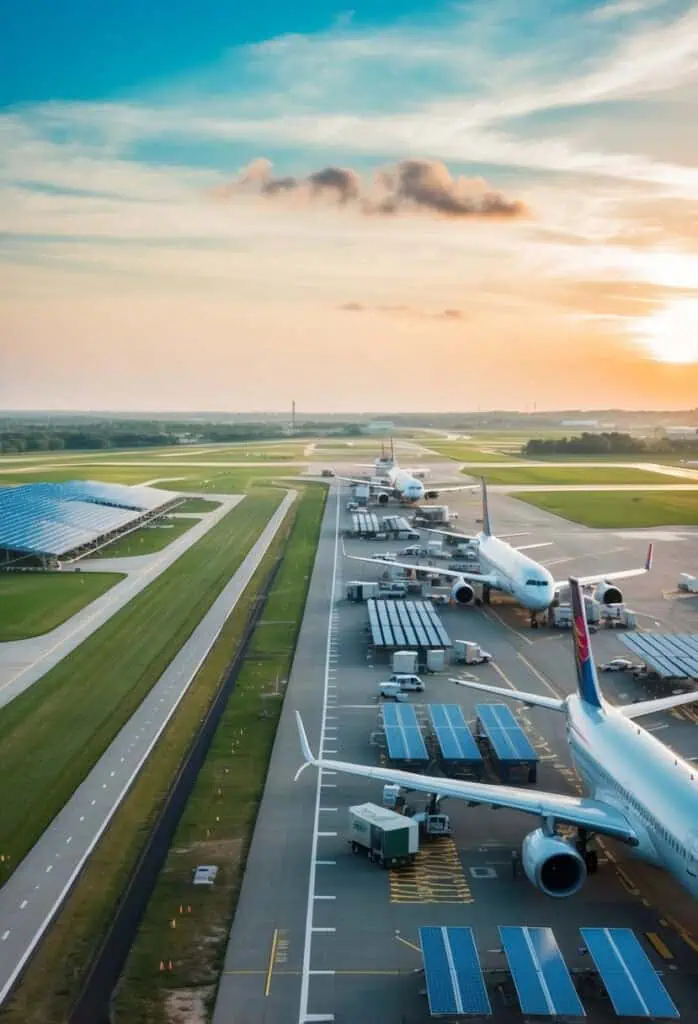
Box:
[0,490,297,1007]
[0,493,241,709]
[213,474,698,1024]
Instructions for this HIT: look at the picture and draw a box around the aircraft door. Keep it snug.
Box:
[685,828,698,878]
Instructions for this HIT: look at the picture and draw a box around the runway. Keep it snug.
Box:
[213,473,698,1023]
[0,490,296,1007]
[0,494,242,709]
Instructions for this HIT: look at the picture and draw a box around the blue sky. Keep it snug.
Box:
[2,0,698,411]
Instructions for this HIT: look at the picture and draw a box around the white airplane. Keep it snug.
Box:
[347,479,653,618]
[295,579,698,899]
[336,464,475,505]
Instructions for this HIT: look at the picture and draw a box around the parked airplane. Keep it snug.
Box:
[347,479,653,619]
[336,437,473,504]
[295,579,698,899]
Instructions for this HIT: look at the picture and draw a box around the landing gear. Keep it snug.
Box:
[530,613,540,629]
[575,829,599,874]
[482,585,491,606]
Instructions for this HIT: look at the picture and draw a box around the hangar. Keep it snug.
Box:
[0,480,180,568]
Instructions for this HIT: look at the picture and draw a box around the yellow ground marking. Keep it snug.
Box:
[389,837,473,903]
[666,916,698,955]
[490,662,517,691]
[482,606,534,646]
[646,932,674,960]
[264,928,279,996]
[394,933,422,953]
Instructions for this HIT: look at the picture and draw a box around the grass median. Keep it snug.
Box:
[0,487,302,1024]
[112,485,326,1023]
[0,572,124,641]
[172,498,221,513]
[0,491,282,879]
[513,490,698,527]
[87,515,200,558]
[425,443,516,461]
[468,465,678,485]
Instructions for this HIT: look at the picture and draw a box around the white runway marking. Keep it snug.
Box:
[299,486,340,1024]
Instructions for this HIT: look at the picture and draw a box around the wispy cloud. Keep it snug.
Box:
[589,0,671,23]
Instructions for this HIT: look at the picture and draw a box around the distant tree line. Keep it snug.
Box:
[0,419,363,454]
[523,431,698,456]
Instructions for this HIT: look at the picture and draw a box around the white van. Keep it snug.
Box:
[386,673,425,692]
[379,682,408,701]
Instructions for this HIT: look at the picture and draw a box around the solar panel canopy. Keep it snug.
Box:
[621,632,698,680]
[0,481,178,559]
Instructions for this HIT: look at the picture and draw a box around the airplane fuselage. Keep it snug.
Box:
[472,532,554,612]
[566,695,698,896]
[386,466,424,502]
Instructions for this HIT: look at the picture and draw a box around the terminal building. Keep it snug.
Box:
[0,480,180,568]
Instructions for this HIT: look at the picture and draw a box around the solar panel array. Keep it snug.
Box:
[428,704,482,765]
[420,925,680,1019]
[367,599,451,649]
[382,702,428,761]
[350,512,380,535]
[475,703,538,763]
[381,515,413,534]
[621,633,698,680]
[0,481,177,558]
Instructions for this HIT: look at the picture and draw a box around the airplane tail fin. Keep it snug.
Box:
[481,478,492,536]
[570,578,604,710]
[294,711,317,781]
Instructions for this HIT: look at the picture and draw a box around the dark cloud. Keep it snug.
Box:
[223,157,527,221]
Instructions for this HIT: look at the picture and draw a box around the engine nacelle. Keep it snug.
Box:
[521,828,586,898]
[377,493,390,505]
[593,581,623,605]
[451,581,475,605]
[424,489,440,500]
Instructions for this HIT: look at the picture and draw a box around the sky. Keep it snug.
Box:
[2,0,698,413]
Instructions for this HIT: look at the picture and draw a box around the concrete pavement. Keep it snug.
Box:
[0,490,296,1006]
[0,494,241,710]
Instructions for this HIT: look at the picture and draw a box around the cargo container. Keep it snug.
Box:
[392,649,419,674]
[346,581,379,602]
[426,648,446,672]
[453,640,491,664]
[679,573,698,593]
[348,803,419,867]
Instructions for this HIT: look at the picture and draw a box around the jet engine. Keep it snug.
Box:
[450,581,475,605]
[593,581,623,605]
[521,828,587,898]
[424,489,440,500]
[377,493,390,505]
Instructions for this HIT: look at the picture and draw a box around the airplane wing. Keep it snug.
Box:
[451,677,565,712]
[423,528,529,541]
[294,713,636,843]
[618,690,698,719]
[554,543,653,590]
[335,474,392,492]
[345,552,498,586]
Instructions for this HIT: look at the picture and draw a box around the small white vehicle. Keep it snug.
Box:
[387,673,425,691]
[401,544,423,556]
[379,682,408,701]
[373,552,398,562]
[598,657,642,672]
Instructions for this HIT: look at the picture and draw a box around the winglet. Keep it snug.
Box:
[481,478,492,536]
[294,711,316,781]
[645,542,654,572]
[570,578,604,709]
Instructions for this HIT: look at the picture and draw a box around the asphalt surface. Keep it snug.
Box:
[0,490,296,1007]
[213,469,698,1024]
[0,494,242,710]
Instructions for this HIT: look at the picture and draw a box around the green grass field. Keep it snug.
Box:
[113,485,326,1023]
[173,497,221,513]
[465,466,678,485]
[514,490,698,527]
[0,572,123,642]
[0,493,299,1024]
[87,516,200,559]
[0,491,282,878]
[425,443,517,462]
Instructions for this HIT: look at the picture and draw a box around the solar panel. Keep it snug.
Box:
[367,601,451,649]
[581,928,679,1018]
[420,927,491,1016]
[429,704,482,764]
[476,704,538,763]
[382,703,428,761]
[621,632,698,679]
[500,926,585,1017]
[0,482,176,559]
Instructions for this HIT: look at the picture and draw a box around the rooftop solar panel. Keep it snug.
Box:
[382,702,428,761]
[420,927,491,1016]
[366,600,451,650]
[476,704,538,763]
[429,705,482,764]
[581,928,679,1018]
[500,926,585,1017]
[621,633,698,679]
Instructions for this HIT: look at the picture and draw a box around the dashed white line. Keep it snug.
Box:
[314,895,336,901]
[45,866,53,873]
[1,932,9,942]
[19,901,27,910]
[320,807,338,812]
[315,861,336,866]
[66,837,72,844]
[318,831,337,837]
[312,927,336,933]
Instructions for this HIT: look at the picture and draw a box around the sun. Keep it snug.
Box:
[635,299,698,364]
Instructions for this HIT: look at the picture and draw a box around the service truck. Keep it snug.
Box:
[454,640,492,665]
[679,573,698,593]
[348,803,419,867]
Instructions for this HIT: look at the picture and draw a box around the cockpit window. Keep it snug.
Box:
[526,579,548,586]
